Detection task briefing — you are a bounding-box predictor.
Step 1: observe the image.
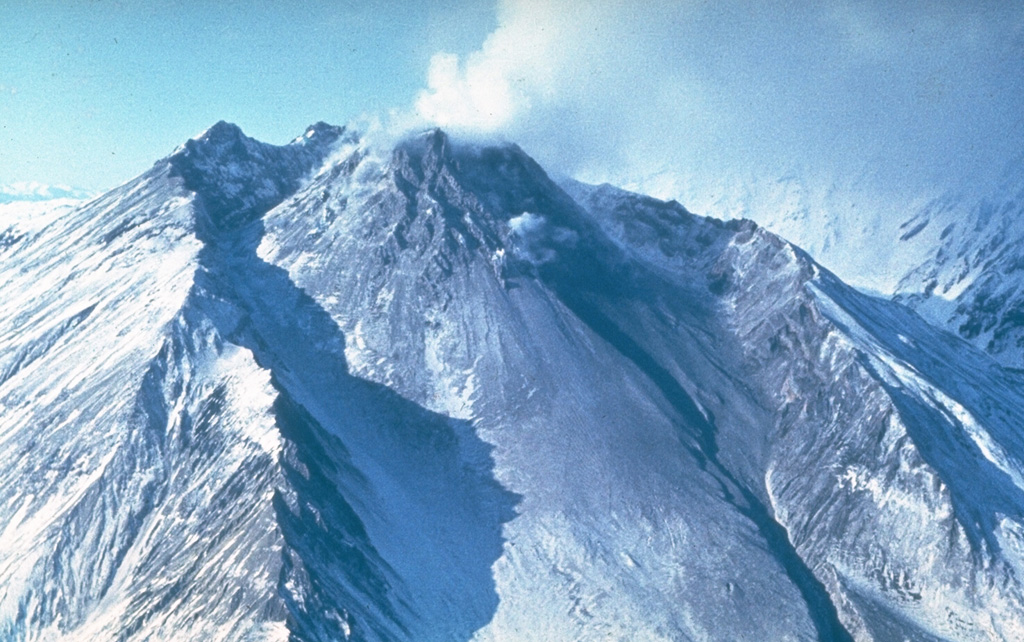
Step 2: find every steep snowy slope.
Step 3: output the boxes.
[564,181,1024,641]
[891,158,1024,369]
[3,123,1024,641]
[257,134,834,641]
[262,136,1024,640]
[615,170,939,294]
[634,160,1024,369]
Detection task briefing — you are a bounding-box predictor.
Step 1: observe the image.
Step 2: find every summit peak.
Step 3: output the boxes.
[298,121,345,142]
[194,120,247,143]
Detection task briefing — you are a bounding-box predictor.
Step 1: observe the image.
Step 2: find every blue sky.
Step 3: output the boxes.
[0,0,494,190]
[3,1,1023,197]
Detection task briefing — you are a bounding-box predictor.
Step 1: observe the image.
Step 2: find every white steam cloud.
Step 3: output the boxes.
[412,0,1024,200]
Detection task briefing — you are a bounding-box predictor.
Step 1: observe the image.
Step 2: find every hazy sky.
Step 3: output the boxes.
[3,1,1023,197]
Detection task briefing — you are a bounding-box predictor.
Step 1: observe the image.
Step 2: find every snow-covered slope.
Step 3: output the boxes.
[3,123,1024,641]
[890,158,1024,369]
[634,160,1024,369]
[619,169,942,295]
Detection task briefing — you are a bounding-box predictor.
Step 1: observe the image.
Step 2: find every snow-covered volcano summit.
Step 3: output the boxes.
[3,123,1024,641]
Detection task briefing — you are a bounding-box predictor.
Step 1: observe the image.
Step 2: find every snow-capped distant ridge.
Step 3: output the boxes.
[624,159,1024,368]
[0,181,94,204]
[891,154,1024,368]
[623,168,942,294]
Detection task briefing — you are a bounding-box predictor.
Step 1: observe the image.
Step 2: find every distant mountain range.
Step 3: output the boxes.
[2,122,1024,641]
[0,181,94,204]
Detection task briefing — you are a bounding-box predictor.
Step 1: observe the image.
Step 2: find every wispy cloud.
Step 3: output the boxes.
[411,0,1024,197]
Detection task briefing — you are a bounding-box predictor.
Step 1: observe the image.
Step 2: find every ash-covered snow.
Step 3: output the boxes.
[3,123,1024,641]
